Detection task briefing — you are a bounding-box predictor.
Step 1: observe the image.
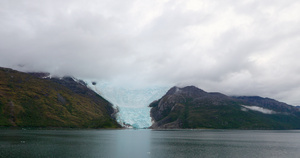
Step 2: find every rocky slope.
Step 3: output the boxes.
[0,67,120,128]
[149,86,300,129]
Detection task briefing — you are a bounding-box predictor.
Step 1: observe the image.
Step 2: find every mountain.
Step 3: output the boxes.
[0,67,120,128]
[149,86,300,129]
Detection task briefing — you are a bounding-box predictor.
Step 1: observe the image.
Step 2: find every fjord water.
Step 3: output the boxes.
[1,129,300,158]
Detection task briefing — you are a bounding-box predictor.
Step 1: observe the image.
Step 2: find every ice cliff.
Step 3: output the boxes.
[86,81,169,128]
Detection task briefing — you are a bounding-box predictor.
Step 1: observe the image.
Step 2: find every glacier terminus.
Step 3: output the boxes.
[86,81,169,128]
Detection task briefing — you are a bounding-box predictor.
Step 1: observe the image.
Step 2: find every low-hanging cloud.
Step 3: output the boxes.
[1,0,300,105]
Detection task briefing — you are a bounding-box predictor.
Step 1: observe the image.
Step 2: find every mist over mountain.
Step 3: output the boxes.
[2,67,300,130]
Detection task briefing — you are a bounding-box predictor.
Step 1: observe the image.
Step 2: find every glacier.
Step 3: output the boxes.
[86,81,169,128]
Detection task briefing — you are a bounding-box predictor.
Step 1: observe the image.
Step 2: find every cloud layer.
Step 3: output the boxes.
[1,0,300,105]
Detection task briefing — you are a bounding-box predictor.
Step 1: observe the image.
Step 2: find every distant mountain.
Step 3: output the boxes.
[0,67,120,128]
[149,86,300,129]
[232,96,299,114]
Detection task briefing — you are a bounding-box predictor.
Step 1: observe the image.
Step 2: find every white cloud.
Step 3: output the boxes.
[241,105,277,114]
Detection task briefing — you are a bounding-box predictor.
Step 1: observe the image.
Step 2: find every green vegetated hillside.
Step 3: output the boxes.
[0,67,120,128]
[150,86,300,129]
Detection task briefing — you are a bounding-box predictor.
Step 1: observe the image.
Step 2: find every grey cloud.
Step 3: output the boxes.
[1,0,300,105]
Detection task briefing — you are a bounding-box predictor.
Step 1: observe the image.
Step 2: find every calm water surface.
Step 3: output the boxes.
[1,129,300,158]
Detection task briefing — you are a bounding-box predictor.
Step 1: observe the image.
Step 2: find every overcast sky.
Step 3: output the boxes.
[1,0,300,105]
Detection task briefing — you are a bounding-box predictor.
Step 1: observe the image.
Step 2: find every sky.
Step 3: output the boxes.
[1,0,300,105]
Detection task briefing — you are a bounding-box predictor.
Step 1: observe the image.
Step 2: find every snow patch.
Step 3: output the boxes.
[42,74,52,79]
[175,87,181,93]
[241,105,277,114]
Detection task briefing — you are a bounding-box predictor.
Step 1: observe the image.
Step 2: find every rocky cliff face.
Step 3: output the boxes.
[48,76,117,116]
[150,86,300,129]
[0,67,120,128]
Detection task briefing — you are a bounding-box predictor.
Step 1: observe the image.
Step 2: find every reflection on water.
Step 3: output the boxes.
[1,129,300,158]
[113,130,151,158]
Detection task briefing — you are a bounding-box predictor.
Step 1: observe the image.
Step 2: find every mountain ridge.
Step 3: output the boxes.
[0,67,120,128]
